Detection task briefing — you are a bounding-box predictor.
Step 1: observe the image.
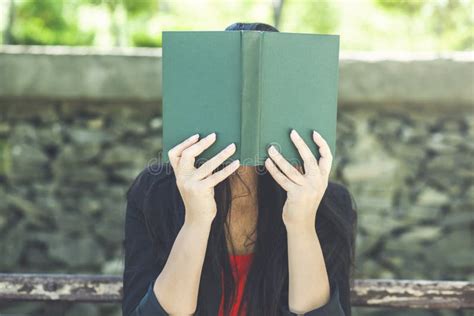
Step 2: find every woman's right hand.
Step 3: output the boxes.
[168,132,240,224]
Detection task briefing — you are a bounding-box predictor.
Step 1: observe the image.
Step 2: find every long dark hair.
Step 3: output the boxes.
[138,22,357,316]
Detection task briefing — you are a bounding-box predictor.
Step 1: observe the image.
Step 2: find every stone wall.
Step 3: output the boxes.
[0,47,472,316]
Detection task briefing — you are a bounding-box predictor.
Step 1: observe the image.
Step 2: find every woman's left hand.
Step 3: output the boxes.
[265,129,333,228]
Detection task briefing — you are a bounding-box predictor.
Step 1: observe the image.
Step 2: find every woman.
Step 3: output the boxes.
[122,22,357,316]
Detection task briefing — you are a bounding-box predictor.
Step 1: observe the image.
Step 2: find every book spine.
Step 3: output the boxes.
[240,31,263,166]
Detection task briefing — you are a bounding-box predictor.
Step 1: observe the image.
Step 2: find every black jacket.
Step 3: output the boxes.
[122,163,352,316]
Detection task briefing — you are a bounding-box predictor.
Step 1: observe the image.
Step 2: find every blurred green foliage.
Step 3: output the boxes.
[85,0,159,46]
[132,31,162,47]
[0,140,10,176]
[10,0,94,45]
[374,0,425,14]
[86,0,158,17]
[374,0,473,50]
[280,0,339,34]
[1,0,472,50]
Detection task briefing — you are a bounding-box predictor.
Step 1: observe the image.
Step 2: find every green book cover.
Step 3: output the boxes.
[162,30,339,166]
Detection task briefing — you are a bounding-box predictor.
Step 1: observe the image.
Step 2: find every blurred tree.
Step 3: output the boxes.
[374,0,473,50]
[3,0,470,50]
[3,0,15,44]
[9,0,94,45]
[281,0,339,34]
[272,0,286,29]
[85,0,159,46]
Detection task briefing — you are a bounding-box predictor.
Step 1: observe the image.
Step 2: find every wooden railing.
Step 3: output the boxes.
[0,274,473,309]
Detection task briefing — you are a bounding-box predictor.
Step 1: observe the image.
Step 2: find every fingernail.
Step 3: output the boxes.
[313,130,320,137]
[227,143,235,150]
[290,129,297,137]
[268,145,276,153]
[233,159,240,165]
[209,132,216,138]
[189,133,199,140]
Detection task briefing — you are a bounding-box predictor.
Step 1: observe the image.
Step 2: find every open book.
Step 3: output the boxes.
[162,30,339,166]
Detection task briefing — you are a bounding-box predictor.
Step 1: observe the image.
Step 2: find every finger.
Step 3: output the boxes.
[194,143,236,180]
[168,133,199,169]
[295,164,304,174]
[268,145,305,185]
[312,130,333,176]
[180,132,217,172]
[290,129,318,175]
[264,158,295,191]
[202,160,240,187]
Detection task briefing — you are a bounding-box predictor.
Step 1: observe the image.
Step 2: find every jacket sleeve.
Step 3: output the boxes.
[128,281,169,316]
[122,168,169,316]
[301,283,345,316]
[279,282,345,316]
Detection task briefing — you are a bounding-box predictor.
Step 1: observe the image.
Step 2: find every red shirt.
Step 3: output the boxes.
[218,253,254,316]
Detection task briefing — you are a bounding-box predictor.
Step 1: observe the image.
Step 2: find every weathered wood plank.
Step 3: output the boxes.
[0,274,122,302]
[0,274,472,309]
[352,279,474,309]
